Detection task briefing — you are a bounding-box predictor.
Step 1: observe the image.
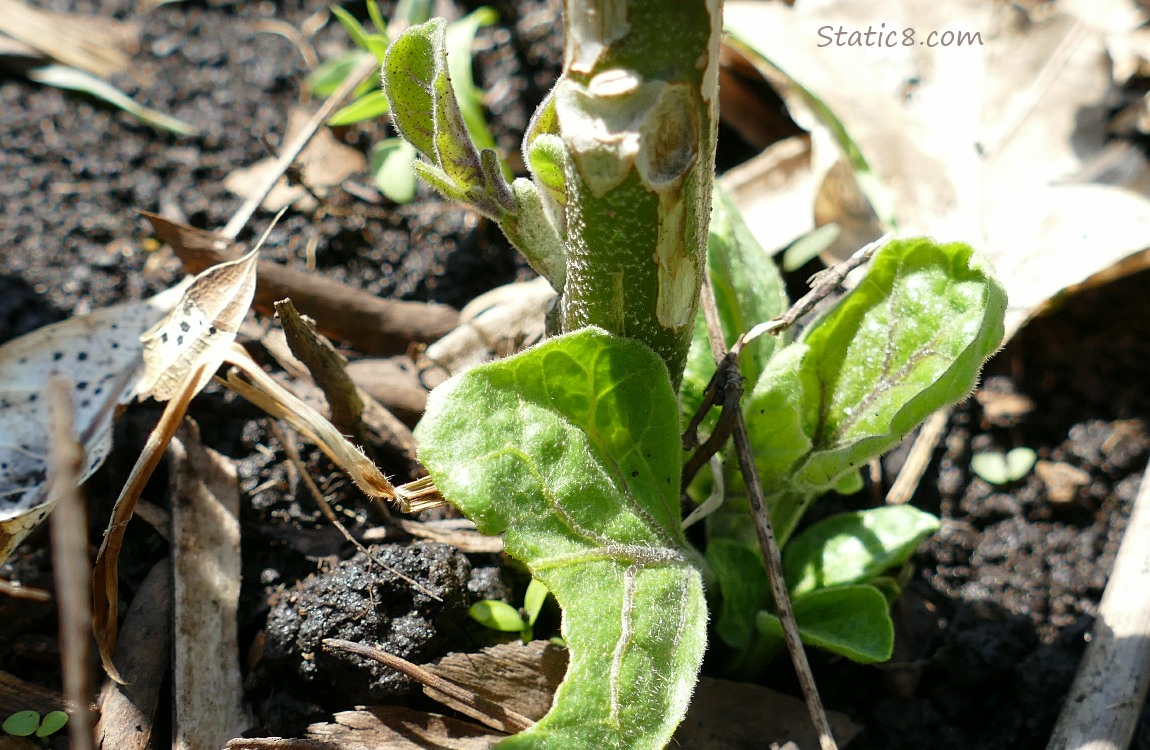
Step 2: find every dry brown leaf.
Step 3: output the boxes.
[0,283,185,564]
[726,0,1150,337]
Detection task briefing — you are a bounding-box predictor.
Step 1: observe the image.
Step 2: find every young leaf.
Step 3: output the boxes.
[971,447,1037,485]
[523,578,549,626]
[328,89,391,127]
[311,50,372,97]
[370,138,419,203]
[706,538,769,650]
[444,7,500,156]
[783,506,940,596]
[757,584,894,664]
[28,64,197,136]
[2,710,40,737]
[417,328,706,749]
[382,18,512,218]
[470,600,526,632]
[329,5,388,58]
[745,237,1006,540]
[35,711,68,738]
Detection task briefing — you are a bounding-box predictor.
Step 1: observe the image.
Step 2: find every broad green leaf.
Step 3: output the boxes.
[36,711,68,738]
[745,237,1006,540]
[757,584,894,663]
[382,18,512,218]
[680,185,789,431]
[783,506,939,596]
[470,600,526,632]
[28,65,197,136]
[328,89,391,126]
[706,538,769,650]
[2,711,39,737]
[971,447,1036,485]
[370,138,419,203]
[417,328,706,750]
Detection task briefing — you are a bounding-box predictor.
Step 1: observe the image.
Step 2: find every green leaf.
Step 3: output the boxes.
[27,65,197,136]
[971,447,1036,485]
[392,0,432,28]
[365,0,386,34]
[706,538,769,650]
[745,237,1006,540]
[417,328,706,750]
[330,6,388,58]
[369,138,419,203]
[382,18,512,218]
[36,711,68,738]
[470,600,527,632]
[445,7,501,156]
[524,578,549,625]
[2,711,39,737]
[783,506,939,596]
[328,89,391,126]
[680,185,789,431]
[757,584,894,663]
[311,49,373,97]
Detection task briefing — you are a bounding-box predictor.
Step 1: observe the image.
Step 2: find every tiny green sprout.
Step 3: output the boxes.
[2,709,68,740]
[469,578,549,643]
[972,447,1037,485]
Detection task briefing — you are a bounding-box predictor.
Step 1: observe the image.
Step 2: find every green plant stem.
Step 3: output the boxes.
[555,0,721,381]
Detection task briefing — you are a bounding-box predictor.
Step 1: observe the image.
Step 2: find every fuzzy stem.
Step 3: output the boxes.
[555,0,722,382]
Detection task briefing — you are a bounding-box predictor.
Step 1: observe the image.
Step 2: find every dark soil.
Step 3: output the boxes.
[2,0,1148,748]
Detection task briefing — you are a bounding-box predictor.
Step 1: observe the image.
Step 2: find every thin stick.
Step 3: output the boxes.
[323,638,534,734]
[699,276,838,750]
[220,52,379,240]
[47,378,95,750]
[265,420,440,601]
[886,408,950,505]
[740,234,889,349]
[1045,452,1150,750]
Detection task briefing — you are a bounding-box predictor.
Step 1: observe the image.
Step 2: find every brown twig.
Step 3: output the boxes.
[698,274,838,750]
[323,638,534,735]
[739,233,890,350]
[46,378,95,750]
[220,52,378,240]
[680,353,743,491]
[266,420,439,601]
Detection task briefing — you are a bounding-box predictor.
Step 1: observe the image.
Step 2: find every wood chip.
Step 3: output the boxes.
[170,422,251,749]
[96,558,172,750]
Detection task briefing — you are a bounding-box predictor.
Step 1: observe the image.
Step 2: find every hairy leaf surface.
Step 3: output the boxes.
[417,328,706,749]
